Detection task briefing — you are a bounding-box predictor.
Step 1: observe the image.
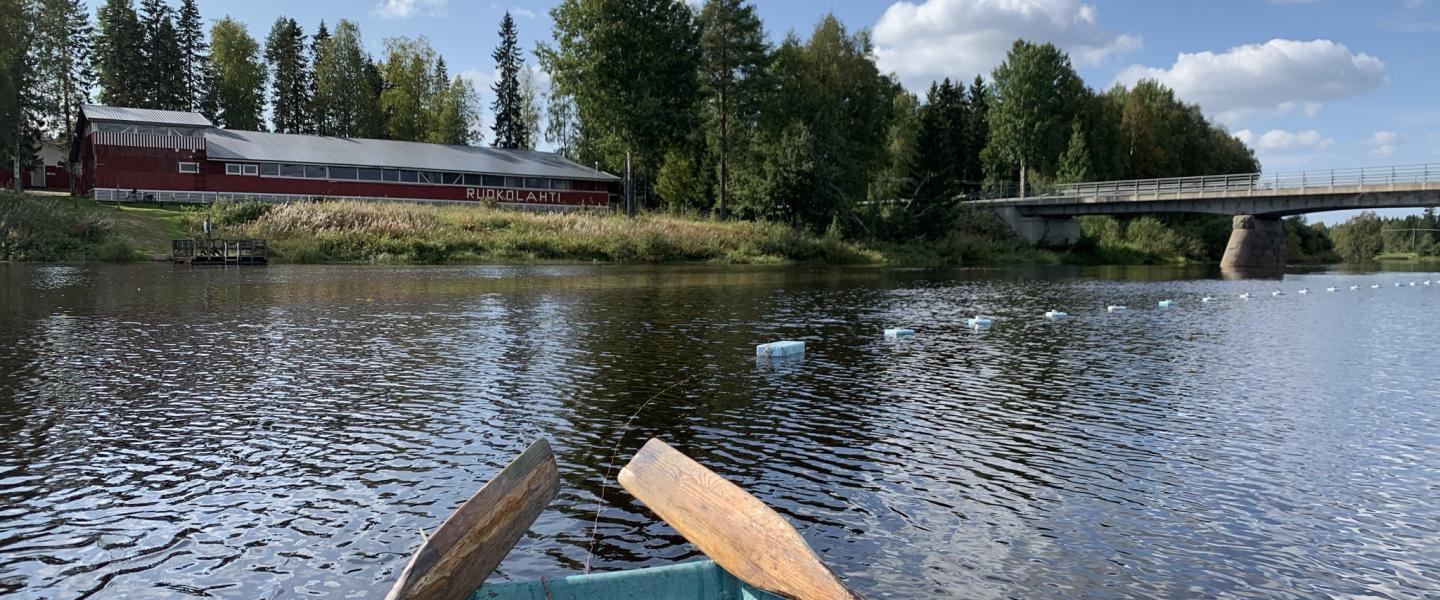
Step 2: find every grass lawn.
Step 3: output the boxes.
[80,199,191,255]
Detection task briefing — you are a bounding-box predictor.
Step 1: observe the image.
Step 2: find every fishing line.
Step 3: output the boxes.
[581,351,786,574]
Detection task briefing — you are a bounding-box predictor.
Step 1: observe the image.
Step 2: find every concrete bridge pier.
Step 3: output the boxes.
[993,207,1081,247]
[1220,215,1287,269]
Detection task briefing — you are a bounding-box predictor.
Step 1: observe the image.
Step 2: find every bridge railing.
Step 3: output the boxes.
[981,163,1440,202]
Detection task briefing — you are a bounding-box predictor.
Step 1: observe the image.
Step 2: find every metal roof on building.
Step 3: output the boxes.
[81,105,215,127]
[203,128,619,181]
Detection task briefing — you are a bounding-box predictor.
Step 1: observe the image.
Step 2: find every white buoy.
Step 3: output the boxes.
[1044,310,1068,320]
[1326,287,1338,293]
[1158,299,1174,308]
[884,328,914,339]
[1425,281,1432,286]
[1297,288,1310,295]
[1240,293,1252,300]
[1372,284,1381,289]
[1107,305,1128,313]
[1409,282,1417,287]
[1350,285,1359,290]
[1395,282,1405,288]
[966,316,993,328]
[1272,290,1285,297]
[756,341,805,357]
[1202,297,1215,303]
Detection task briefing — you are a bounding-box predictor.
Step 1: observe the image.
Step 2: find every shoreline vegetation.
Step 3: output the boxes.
[5,193,1434,267]
[0,193,1183,266]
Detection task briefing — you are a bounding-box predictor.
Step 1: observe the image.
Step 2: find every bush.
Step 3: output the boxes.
[93,238,136,262]
[1,193,118,261]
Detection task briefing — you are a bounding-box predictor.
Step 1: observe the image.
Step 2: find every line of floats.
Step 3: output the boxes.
[757,279,1434,357]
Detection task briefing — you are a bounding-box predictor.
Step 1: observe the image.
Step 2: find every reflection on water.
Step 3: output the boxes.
[1,263,1438,599]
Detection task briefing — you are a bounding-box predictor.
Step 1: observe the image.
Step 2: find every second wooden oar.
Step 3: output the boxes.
[617,438,863,600]
[385,438,560,600]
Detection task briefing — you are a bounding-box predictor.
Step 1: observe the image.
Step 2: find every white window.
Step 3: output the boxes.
[226,163,259,176]
[178,162,199,174]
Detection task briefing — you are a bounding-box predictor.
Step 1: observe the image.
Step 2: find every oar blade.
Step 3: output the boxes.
[618,438,861,600]
[385,438,560,600]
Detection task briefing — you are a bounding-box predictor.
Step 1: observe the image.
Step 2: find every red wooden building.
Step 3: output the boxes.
[70,105,619,208]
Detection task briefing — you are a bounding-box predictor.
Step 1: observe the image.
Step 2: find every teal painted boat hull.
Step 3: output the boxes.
[472,560,784,600]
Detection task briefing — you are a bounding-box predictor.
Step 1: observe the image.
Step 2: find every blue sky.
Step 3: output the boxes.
[108,0,1440,222]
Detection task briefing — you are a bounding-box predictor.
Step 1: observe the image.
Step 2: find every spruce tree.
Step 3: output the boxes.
[139,0,185,109]
[311,20,379,138]
[176,0,207,112]
[265,17,309,133]
[1056,120,1092,184]
[490,12,526,149]
[95,0,146,107]
[306,20,329,133]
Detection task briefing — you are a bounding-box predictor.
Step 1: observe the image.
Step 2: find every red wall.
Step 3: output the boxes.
[81,138,611,207]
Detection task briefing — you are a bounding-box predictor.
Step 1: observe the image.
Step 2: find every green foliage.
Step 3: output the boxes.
[1077,215,1215,263]
[176,0,206,111]
[95,0,145,108]
[1284,215,1337,263]
[731,120,815,224]
[0,193,134,261]
[541,0,702,187]
[311,20,381,138]
[1055,120,1092,184]
[1331,211,1384,262]
[140,0,186,110]
[698,0,768,218]
[32,0,94,146]
[208,17,267,130]
[655,147,708,212]
[491,12,530,149]
[265,17,309,134]
[987,40,1084,189]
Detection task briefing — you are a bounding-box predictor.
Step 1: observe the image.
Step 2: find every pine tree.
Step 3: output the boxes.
[490,12,526,149]
[95,0,146,107]
[176,0,208,111]
[265,17,309,133]
[33,0,95,145]
[139,0,185,109]
[698,0,767,218]
[306,20,329,133]
[208,17,267,130]
[1,0,37,190]
[544,78,581,159]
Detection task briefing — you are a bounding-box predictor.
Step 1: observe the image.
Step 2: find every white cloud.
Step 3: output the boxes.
[511,8,537,18]
[872,0,1140,90]
[1234,129,1335,152]
[372,0,448,19]
[1368,130,1401,156]
[1114,39,1387,124]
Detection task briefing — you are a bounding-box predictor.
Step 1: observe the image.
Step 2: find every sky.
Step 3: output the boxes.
[99,0,1440,223]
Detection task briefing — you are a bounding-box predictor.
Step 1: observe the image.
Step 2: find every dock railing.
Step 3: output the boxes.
[978,163,1440,203]
[172,239,268,265]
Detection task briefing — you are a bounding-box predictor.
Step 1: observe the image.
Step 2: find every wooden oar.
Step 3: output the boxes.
[384,438,560,600]
[618,438,863,600]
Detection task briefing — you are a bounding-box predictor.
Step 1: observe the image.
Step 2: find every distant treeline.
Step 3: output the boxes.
[1,0,1260,248]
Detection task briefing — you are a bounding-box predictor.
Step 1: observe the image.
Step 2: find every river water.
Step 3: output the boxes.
[1,263,1437,599]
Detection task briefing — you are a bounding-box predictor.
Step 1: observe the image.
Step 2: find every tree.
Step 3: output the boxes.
[1,0,40,191]
[306,20,329,133]
[698,0,767,219]
[208,17,267,130]
[311,20,379,138]
[540,0,701,200]
[176,0,206,111]
[544,78,582,159]
[517,64,541,149]
[95,0,145,107]
[428,73,480,145]
[1331,211,1385,262]
[1056,120,1092,184]
[490,12,528,148]
[987,40,1083,195]
[265,17,309,133]
[379,36,440,142]
[139,0,185,109]
[33,0,94,147]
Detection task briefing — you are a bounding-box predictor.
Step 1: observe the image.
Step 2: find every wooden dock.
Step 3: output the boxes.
[172,239,268,266]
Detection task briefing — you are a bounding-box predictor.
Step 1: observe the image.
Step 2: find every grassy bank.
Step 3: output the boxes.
[3,193,1223,266]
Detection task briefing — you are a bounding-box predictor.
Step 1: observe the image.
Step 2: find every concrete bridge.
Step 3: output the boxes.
[975,164,1440,268]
